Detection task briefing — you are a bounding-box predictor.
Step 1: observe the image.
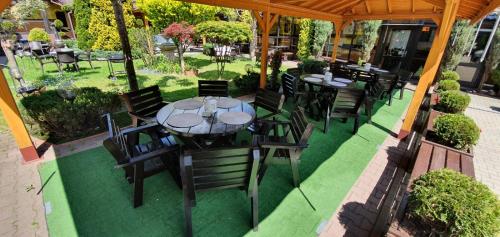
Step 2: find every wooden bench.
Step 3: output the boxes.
[409,139,475,186]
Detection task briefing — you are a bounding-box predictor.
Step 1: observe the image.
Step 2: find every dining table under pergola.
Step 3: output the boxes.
[0,0,498,162]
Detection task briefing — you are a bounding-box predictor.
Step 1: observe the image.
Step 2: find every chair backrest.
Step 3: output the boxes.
[289,107,314,146]
[331,66,352,79]
[180,147,260,196]
[254,88,285,117]
[120,85,165,119]
[57,51,77,63]
[332,88,366,114]
[397,69,414,82]
[198,80,229,97]
[102,114,131,165]
[281,73,298,99]
[353,71,376,82]
[378,73,399,91]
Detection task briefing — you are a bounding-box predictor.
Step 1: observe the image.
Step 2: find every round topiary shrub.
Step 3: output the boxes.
[441,70,460,81]
[28,28,50,42]
[21,87,121,142]
[433,114,480,150]
[435,90,470,113]
[409,169,500,236]
[437,79,460,92]
[53,19,64,30]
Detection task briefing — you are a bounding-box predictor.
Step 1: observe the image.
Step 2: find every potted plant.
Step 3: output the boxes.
[426,90,471,132]
[426,113,480,153]
[234,64,260,93]
[431,70,461,105]
[267,50,283,92]
[28,28,50,49]
[408,169,499,236]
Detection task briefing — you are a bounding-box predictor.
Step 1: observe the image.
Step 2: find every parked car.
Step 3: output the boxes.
[153,35,176,54]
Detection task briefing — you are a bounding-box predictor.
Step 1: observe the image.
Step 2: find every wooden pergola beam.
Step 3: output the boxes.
[331,19,352,60]
[254,11,280,88]
[184,0,342,21]
[471,0,500,23]
[348,12,442,21]
[365,0,372,14]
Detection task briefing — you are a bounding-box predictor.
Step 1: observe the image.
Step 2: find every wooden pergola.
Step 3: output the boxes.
[0,0,498,162]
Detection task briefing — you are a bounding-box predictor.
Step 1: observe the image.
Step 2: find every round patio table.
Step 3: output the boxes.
[156,97,256,138]
[346,64,391,75]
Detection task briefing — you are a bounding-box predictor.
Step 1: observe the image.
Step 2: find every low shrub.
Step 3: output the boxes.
[435,90,470,113]
[433,114,480,150]
[21,87,121,141]
[53,19,64,30]
[437,79,460,92]
[409,169,499,236]
[63,39,77,49]
[441,70,460,81]
[234,64,259,92]
[28,28,50,42]
[152,56,182,74]
[298,59,327,74]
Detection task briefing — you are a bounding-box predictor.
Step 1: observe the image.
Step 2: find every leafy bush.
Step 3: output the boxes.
[203,43,214,55]
[151,56,181,74]
[28,28,49,42]
[441,70,460,81]
[63,39,77,48]
[298,59,327,74]
[437,79,460,92]
[409,169,499,236]
[234,65,259,92]
[433,114,480,150]
[491,68,500,88]
[21,87,121,141]
[297,19,312,61]
[53,19,64,30]
[435,90,470,113]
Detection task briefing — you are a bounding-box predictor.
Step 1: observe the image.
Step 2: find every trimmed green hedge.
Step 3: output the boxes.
[433,114,480,150]
[437,79,460,92]
[441,70,460,81]
[435,90,470,113]
[21,87,121,141]
[409,169,499,236]
[28,28,50,42]
[298,59,327,74]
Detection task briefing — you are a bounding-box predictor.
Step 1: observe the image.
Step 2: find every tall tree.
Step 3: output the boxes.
[111,0,138,91]
[136,0,220,30]
[163,22,195,73]
[359,20,382,62]
[89,0,135,51]
[478,27,499,90]
[297,19,312,61]
[196,21,251,78]
[312,20,333,59]
[441,20,475,71]
[74,0,94,49]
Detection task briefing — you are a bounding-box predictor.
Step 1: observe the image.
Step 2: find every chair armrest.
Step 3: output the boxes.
[128,111,156,122]
[119,123,160,135]
[256,119,291,126]
[114,144,179,169]
[259,141,308,150]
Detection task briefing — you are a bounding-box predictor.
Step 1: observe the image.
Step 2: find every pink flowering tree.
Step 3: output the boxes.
[163,22,195,73]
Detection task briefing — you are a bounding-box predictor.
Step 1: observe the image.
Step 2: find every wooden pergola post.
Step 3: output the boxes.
[398,0,461,139]
[253,10,279,88]
[0,70,40,162]
[331,19,351,61]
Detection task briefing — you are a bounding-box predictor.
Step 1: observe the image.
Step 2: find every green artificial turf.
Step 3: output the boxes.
[38,91,412,237]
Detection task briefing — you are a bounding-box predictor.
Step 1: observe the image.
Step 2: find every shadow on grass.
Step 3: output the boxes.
[38,91,409,236]
[198,70,241,80]
[176,78,194,87]
[185,57,212,69]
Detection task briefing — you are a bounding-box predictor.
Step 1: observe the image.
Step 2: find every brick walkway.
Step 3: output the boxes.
[319,115,406,237]
[0,132,48,237]
[464,94,500,195]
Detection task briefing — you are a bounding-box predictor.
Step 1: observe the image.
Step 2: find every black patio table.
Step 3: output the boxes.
[156,96,256,149]
[301,74,355,119]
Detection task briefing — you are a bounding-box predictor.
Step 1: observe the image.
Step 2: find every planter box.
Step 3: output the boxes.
[410,139,475,186]
[425,109,445,133]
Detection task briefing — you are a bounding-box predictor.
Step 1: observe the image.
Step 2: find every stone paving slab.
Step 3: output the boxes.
[464,93,500,195]
[0,132,48,237]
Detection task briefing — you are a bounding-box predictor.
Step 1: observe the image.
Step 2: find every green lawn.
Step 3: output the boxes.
[38,91,413,237]
[0,53,270,136]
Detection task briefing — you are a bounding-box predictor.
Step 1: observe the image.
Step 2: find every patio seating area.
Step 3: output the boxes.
[37,90,412,236]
